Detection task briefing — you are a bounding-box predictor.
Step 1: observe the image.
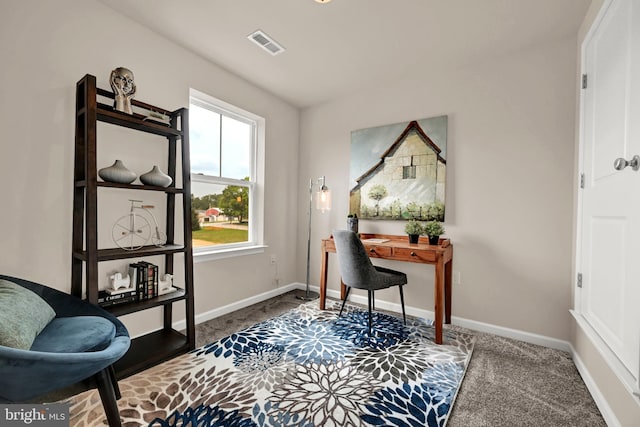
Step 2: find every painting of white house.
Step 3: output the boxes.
[350,116,447,220]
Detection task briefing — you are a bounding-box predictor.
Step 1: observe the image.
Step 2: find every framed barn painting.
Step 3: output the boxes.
[350,116,447,221]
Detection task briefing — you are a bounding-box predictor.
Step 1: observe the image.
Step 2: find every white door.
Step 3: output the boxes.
[580,0,640,385]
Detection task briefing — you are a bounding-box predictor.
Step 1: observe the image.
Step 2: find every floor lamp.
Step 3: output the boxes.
[297,176,331,301]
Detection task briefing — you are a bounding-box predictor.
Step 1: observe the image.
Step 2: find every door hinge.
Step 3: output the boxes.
[582,74,588,89]
[580,173,585,189]
[577,273,583,288]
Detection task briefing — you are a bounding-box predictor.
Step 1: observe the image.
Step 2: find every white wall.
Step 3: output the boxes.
[298,34,578,341]
[3,1,635,421]
[0,0,299,337]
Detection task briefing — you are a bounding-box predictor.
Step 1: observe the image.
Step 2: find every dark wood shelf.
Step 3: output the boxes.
[74,180,184,193]
[73,244,186,262]
[72,73,195,379]
[105,288,187,316]
[98,181,184,192]
[114,329,190,379]
[96,103,182,137]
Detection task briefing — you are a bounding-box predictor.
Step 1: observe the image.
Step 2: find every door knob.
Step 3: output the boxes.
[614,155,640,171]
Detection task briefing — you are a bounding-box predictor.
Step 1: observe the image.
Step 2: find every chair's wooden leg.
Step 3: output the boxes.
[399,285,407,325]
[94,368,122,427]
[367,290,373,337]
[108,365,121,400]
[339,287,351,317]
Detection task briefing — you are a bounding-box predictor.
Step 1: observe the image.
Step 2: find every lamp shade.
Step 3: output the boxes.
[316,187,331,212]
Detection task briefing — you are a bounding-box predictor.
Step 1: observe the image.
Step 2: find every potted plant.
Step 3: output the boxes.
[404,219,424,244]
[424,221,445,245]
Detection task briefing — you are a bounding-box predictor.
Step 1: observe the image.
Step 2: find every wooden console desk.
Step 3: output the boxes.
[320,233,453,344]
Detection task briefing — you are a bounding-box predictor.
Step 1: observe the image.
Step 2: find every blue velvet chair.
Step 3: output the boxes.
[333,230,408,336]
[0,275,130,427]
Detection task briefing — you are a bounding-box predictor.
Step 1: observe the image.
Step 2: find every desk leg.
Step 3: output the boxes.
[320,249,328,310]
[434,258,444,344]
[340,280,347,300]
[445,259,452,324]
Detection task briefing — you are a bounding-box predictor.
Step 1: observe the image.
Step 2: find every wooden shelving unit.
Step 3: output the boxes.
[71,74,195,378]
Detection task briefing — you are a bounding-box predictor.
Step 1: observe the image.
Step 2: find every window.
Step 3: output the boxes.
[189,89,265,259]
[402,165,416,179]
[403,155,416,179]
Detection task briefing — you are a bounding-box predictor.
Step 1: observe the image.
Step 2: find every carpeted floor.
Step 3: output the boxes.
[196,291,606,427]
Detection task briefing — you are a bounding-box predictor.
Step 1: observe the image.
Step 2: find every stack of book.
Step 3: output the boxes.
[98,287,137,307]
[97,261,162,308]
[129,261,159,301]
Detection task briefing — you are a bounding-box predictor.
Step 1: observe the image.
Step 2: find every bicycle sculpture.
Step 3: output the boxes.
[112,199,167,250]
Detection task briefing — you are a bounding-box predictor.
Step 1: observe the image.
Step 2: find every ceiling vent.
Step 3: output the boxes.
[247,30,285,56]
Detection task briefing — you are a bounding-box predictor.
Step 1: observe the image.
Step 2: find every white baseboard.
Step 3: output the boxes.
[569,342,621,427]
[175,281,570,353]
[291,282,571,352]
[172,282,299,331]
[450,317,571,352]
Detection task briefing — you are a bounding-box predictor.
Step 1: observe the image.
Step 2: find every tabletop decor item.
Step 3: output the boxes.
[139,165,172,187]
[143,110,171,125]
[110,67,136,114]
[404,219,424,244]
[424,220,445,245]
[98,159,137,184]
[109,272,132,291]
[158,274,176,296]
[347,214,359,234]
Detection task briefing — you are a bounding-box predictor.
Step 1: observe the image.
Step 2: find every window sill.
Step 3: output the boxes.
[193,245,267,263]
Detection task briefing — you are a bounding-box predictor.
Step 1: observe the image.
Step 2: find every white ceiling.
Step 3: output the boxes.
[99,0,592,108]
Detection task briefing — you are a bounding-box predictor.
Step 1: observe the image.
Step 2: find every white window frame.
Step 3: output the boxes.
[189,88,266,262]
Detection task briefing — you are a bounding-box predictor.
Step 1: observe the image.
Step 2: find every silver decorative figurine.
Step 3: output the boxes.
[110,67,136,114]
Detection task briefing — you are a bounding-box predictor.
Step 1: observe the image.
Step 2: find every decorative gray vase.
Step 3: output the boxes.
[140,165,172,187]
[98,160,137,184]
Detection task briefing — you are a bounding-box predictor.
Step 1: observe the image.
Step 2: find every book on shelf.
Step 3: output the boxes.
[129,262,144,301]
[99,295,137,308]
[140,261,158,299]
[105,285,136,295]
[148,262,158,299]
[128,263,138,296]
[153,265,158,297]
[130,261,160,301]
[140,261,149,299]
[97,289,137,307]
[139,262,149,300]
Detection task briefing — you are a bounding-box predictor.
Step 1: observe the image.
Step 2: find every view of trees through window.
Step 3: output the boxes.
[191,181,250,247]
[189,90,257,250]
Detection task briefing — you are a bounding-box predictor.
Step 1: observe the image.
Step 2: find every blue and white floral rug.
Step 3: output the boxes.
[66,300,475,427]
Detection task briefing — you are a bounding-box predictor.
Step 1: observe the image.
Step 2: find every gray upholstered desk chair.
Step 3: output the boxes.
[332,229,408,336]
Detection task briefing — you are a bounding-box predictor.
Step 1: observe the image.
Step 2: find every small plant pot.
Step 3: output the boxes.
[428,235,440,245]
[408,234,420,244]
